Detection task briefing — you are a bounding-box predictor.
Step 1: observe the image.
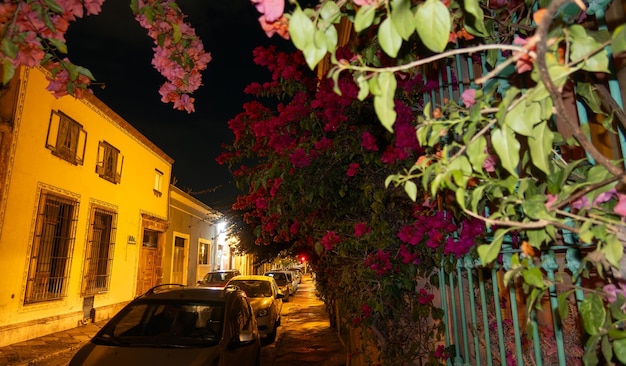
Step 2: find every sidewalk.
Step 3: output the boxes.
[0,320,107,366]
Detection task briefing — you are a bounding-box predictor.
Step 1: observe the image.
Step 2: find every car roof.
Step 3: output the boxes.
[137,285,243,302]
[229,275,276,282]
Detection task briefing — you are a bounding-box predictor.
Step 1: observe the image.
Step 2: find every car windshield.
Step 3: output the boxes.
[95,300,224,348]
[265,273,286,285]
[203,272,234,284]
[228,280,272,298]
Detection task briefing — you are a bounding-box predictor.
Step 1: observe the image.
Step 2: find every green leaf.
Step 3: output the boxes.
[569,25,610,73]
[612,24,626,55]
[391,0,415,40]
[404,180,418,201]
[580,293,606,335]
[522,267,546,289]
[47,38,68,54]
[354,5,377,33]
[491,125,520,177]
[302,30,328,70]
[374,72,397,131]
[319,1,341,23]
[43,0,65,13]
[504,100,538,136]
[615,338,626,364]
[461,0,488,36]
[528,121,553,175]
[172,23,182,44]
[602,334,613,362]
[477,228,507,265]
[584,335,600,365]
[378,17,403,57]
[414,0,451,53]
[557,291,573,322]
[2,59,15,85]
[1,38,18,59]
[289,7,315,51]
[576,81,605,115]
[356,74,370,101]
[602,234,623,268]
[466,136,487,173]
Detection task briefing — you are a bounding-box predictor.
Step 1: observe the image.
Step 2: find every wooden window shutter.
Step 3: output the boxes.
[75,128,87,165]
[45,111,61,152]
[95,142,105,175]
[115,155,124,184]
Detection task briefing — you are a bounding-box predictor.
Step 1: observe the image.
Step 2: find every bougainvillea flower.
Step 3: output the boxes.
[347,162,360,177]
[594,188,617,205]
[461,88,477,108]
[354,0,379,6]
[258,14,290,39]
[604,281,626,303]
[513,36,537,74]
[251,0,284,22]
[545,194,558,209]
[354,223,371,237]
[614,193,626,217]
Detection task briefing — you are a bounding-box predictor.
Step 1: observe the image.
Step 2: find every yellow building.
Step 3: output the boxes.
[0,66,173,347]
[165,184,223,285]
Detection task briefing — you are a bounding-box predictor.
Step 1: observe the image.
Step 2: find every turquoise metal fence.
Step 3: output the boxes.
[429,0,625,364]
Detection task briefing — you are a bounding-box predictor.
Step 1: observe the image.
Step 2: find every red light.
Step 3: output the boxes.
[300,256,306,262]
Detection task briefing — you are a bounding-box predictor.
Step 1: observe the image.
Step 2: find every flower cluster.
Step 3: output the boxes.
[133,0,212,113]
[0,0,104,95]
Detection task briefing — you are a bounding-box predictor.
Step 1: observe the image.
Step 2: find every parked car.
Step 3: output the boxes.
[197,269,241,289]
[264,270,297,300]
[288,268,303,284]
[226,275,284,343]
[69,284,260,366]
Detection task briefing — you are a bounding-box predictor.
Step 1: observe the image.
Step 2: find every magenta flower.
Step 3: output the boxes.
[321,231,341,251]
[604,281,626,303]
[361,131,379,151]
[290,148,311,168]
[461,89,477,108]
[362,303,373,317]
[594,188,617,205]
[347,163,360,177]
[354,223,371,237]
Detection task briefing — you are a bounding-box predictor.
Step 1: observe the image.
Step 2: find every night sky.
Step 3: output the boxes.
[65,0,294,209]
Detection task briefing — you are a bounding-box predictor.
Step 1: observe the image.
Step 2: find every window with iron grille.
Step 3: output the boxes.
[96,141,123,184]
[82,206,117,295]
[45,111,87,165]
[25,192,79,304]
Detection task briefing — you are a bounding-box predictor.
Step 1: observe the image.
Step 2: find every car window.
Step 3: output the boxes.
[96,301,224,346]
[229,280,272,298]
[266,272,286,283]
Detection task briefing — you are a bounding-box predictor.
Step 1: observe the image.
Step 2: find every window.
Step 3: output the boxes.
[25,192,79,303]
[82,206,117,295]
[199,242,210,265]
[45,111,87,165]
[143,229,159,248]
[154,169,163,196]
[96,141,123,183]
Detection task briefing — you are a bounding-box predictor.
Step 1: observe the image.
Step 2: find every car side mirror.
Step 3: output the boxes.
[229,330,256,349]
[276,292,285,299]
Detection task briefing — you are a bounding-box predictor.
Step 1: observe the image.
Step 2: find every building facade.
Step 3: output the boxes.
[165,185,223,285]
[0,66,174,347]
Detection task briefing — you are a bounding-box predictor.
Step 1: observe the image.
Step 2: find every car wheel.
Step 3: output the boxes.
[266,323,277,344]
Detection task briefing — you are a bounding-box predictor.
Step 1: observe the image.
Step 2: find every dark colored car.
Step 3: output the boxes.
[197,269,242,289]
[69,284,260,366]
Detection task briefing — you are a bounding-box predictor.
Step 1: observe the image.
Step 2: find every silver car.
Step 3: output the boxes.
[69,284,260,366]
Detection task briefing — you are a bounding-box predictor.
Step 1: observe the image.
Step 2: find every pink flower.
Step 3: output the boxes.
[461,89,477,108]
[361,303,373,317]
[361,131,379,151]
[594,188,617,205]
[354,0,378,6]
[321,231,341,250]
[483,151,496,172]
[251,0,285,22]
[604,281,626,303]
[417,288,434,304]
[572,196,591,210]
[545,194,558,209]
[614,193,626,217]
[290,148,311,168]
[347,162,360,177]
[354,223,371,237]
